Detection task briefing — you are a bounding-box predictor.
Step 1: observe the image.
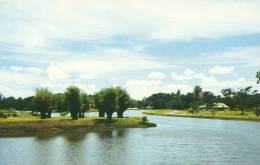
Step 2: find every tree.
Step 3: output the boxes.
[193,85,202,113]
[115,87,130,118]
[234,86,255,115]
[23,96,34,111]
[202,91,215,109]
[221,88,235,108]
[0,93,3,109]
[51,93,65,112]
[95,91,105,117]
[79,92,90,118]
[33,88,52,119]
[257,70,260,84]
[65,86,80,120]
[103,88,117,121]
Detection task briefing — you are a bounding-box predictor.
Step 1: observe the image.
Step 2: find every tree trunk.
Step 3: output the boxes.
[79,111,84,118]
[106,113,112,122]
[71,112,78,120]
[40,112,46,119]
[117,111,123,118]
[241,108,245,115]
[47,112,51,118]
[99,111,105,117]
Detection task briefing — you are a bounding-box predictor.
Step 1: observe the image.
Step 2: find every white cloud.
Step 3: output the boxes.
[45,48,171,77]
[126,79,191,99]
[1,0,260,51]
[1,1,260,99]
[9,66,43,73]
[46,64,69,83]
[0,65,98,97]
[199,46,260,67]
[78,73,96,80]
[0,67,45,97]
[209,65,235,74]
[171,69,212,82]
[148,72,165,80]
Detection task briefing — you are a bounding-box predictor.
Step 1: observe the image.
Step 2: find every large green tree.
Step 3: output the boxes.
[115,87,130,118]
[103,88,117,121]
[51,93,65,113]
[95,91,105,117]
[65,86,80,120]
[221,88,235,108]
[33,88,52,119]
[79,92,90,118]
[234,86,256,115]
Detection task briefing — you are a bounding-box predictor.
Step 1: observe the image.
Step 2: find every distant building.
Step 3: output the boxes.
[213,103,229,109]
[145,106,154,109]
[199,102,229,109]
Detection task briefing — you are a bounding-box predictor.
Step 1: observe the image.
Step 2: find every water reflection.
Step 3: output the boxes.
[63,132,87,143]
[1,110,260,165]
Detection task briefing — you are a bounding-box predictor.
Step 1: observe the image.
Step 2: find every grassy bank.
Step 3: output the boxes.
[143,109,260,122]
[0,116,156,137]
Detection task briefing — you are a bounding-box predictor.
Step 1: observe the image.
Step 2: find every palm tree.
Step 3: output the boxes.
[193,85,202,113]
[257,70,260,84]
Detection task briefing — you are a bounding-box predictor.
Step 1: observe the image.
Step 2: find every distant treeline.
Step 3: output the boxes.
[1,70,260,117]
[1,86,260,114]
[136,87,260,112]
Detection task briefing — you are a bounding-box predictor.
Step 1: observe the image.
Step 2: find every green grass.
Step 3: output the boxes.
[143,109,260,122]
[0,116,156,137]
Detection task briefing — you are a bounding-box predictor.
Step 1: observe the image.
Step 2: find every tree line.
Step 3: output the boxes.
[1,70,260,117]
[135,71,260,115]
[0,86,132,121]
[32,86,131,120]
[137,86,260,113]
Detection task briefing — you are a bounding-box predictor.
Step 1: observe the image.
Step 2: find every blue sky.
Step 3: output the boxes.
[0,0,260,99]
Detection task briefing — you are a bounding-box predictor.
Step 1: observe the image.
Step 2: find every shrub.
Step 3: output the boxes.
[142,116,148,122]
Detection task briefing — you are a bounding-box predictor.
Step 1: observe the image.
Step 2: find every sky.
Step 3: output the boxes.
[0,0,260,99]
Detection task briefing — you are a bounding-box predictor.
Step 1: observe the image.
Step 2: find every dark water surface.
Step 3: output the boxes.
[1,110,260,165]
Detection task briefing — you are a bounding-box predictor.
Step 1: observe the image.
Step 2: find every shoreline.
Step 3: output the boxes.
[143,110,260,122]
[0,116,156,137]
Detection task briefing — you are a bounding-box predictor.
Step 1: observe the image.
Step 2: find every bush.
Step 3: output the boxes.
[142,116,148,122]
[0,112,7,119]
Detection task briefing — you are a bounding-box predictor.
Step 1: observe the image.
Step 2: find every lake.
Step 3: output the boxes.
[1,110,260,165]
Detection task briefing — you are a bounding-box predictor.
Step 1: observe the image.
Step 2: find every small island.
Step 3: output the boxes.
[0,86,156,137]
[0,116,156,137]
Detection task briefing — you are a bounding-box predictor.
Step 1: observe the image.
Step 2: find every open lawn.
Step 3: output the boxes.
[143,109,260,122]
[0,116,156,137]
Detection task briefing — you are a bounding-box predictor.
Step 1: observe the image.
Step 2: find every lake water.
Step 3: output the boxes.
[1,110,260,165]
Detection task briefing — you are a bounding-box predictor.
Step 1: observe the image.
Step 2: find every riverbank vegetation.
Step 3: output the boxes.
[0,116,156,137]
[143,109,260,122]
[141,71,260,120]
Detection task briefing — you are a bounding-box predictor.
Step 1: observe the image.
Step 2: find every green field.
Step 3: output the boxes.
[143,109,260,122]
[0,116,156,137]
